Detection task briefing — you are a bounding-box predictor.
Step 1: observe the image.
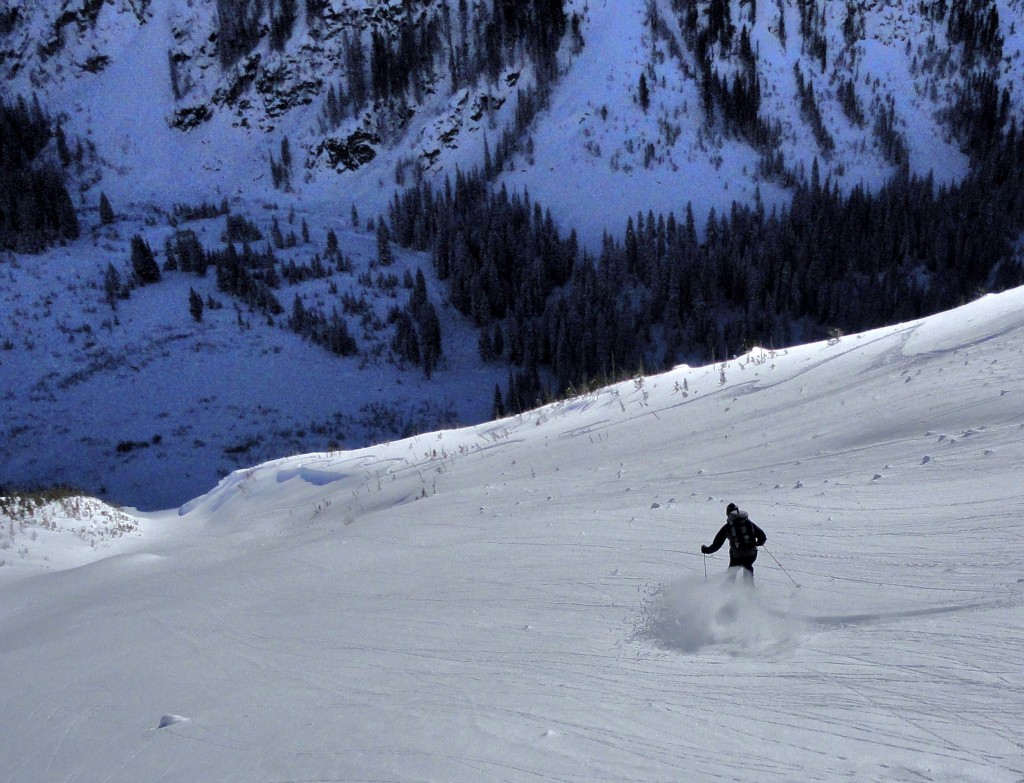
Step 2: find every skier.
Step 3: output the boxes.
[701,502,767,579]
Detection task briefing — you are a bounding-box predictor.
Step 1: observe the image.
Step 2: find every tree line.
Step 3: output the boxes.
[0,94,79,252]
[317,0,570,133]
[390,125,1024,413]
[119,212,444,375]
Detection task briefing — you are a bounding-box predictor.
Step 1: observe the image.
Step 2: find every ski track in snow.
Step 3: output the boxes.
[2,292,1024,781]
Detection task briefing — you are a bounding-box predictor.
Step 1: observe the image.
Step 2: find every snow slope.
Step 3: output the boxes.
[2,286,1022,782]
[0,206,502,509]
[502,0,786,247]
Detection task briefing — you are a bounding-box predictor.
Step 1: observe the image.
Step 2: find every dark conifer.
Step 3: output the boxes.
[130,235,161,285]
[0,94,79,251]
[189,288,204,322]
[492,384,505,418]
[99,192,115,224]
[376,221,394,266]
[103,263,123,310]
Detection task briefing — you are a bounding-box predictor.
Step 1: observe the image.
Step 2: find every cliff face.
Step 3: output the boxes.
[2,0,1021,238]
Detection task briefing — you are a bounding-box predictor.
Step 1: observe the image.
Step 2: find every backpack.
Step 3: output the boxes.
[727,510,757,552]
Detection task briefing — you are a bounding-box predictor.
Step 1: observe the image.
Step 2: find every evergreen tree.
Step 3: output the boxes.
[390,309,421,365]
[271,216,285,249]
[0,94,79,251]
[343,31,368,115]
[280,136,292,182]
[99,192,115,225]
[54,123,70,168]
[165,229,208,275]
[103,262,123,310]
[270,136,293,191]
[326,228,339,256]
[215,0,262,67]
[492,383,505,418]
[189,287,204,322]
[492,323,505,358]
[638,72,650,112]
[290,293,307,333]
[269,0,298,51]
[376,221,394,266]
[419,301,442,379]
[130,235,161,285]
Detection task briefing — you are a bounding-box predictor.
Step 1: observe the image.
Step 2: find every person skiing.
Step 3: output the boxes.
[701,502,767,578]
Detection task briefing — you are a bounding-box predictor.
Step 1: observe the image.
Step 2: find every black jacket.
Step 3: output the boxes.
[703,510,767,555]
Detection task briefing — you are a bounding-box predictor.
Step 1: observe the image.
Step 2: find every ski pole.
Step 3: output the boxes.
[703,552,707,580]
[762,545,800,587]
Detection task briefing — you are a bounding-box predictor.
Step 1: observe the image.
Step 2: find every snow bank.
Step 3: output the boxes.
[0,493,141,579]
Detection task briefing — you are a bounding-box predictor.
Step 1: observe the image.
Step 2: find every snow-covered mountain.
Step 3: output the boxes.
[4,0,1021,242]
[2,0,1023,508]
[2,286,1023,781]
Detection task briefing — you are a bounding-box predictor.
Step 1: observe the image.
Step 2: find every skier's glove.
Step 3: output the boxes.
[700,545,710,554]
